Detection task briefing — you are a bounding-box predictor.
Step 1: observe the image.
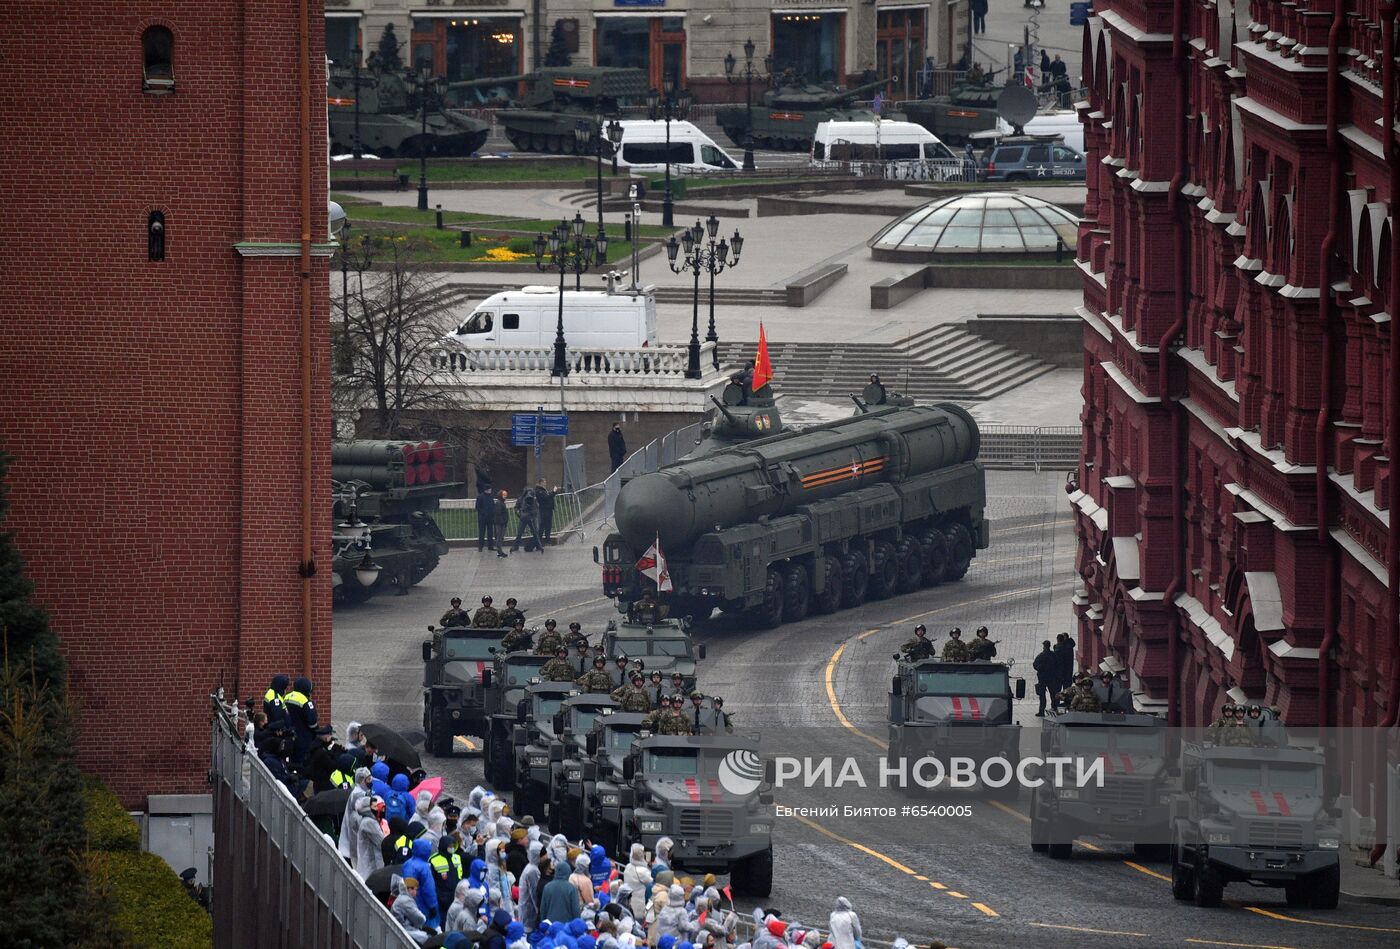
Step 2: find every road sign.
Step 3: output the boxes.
[541,414,569,437]
[511,414,538,447]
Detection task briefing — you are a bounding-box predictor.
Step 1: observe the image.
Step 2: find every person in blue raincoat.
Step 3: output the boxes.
[587,843,613,904]
[403,837,441,929]
[386,773,415,823]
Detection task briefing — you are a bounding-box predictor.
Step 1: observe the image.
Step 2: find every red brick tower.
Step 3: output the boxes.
[0,3,333,806]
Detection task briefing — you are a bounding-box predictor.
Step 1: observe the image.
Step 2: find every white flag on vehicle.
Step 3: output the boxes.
[635,535,673,592]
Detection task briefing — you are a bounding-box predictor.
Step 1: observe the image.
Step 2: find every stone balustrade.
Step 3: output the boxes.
[432,342,710,378]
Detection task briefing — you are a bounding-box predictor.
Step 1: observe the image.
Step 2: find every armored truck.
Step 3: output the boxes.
[575,711,651,853]
[602,734,774,895]
[481,650,550,788]
[545,694,619,838]
[421,625,508,756]
[600,618,704,692]
[1030,709,1172,859]
[888,658,1025,798]
[1170,738,1340,909]
[512,680,582,818]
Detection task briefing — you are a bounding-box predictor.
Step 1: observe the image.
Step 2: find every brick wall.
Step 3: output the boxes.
[0,2,332,807]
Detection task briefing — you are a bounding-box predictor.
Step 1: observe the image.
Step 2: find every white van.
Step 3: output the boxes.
[613,120,739,175]
[434,286,657,367]
[994,111,1084,153]
[811,119,964,180]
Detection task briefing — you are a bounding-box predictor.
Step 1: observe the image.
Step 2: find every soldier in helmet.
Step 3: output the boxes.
[640,698,666,731]
[647,669,664,707]
[534,618,564,656]
[941,627,970,662]
[540,647,575,682]
[570,635,592,676]
[612,672,653,712]
[576,654,615,693]
[711,695,734,734]
[472,595,501,629]
[500,617,533,653]
[668,671,686,697]
[610,653,633,687]
[658,695,693,735]
[968,626,998,661]
[440,597,471,628]
[499,597,525,629]
[1064,675,1101,712]
[1208,702,1236,743]
[900,624,935,661]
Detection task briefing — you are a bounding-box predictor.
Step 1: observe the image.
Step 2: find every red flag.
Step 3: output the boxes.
[753,323,773,390]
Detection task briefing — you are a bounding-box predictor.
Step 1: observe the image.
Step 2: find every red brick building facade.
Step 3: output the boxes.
[0,4,333,806]
[1074,0,1396,740]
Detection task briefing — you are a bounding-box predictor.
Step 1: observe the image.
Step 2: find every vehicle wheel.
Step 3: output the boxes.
[1193,862,1224,908]
[943,522,974,580]
[1308,862,1340,909]
[754,567,785,629]
[336,579,375,606]
[813,557,843,614]
[428,712,454,757]
[1046,840,1072,860]
[868,540,898,600]
[1029,791,1049,853]
[423,697,431,732]
[489,730,515,791]
[732,847,773,897]
[840,551,868,607]
[1171,853,1195,901]
[1284,880,1309,906]
[1133,842,1171,862]
[412,552,439,585]
[895,538,922,593]
[919,529,949,586]
[782,562,810,622]
[514,782,544,824]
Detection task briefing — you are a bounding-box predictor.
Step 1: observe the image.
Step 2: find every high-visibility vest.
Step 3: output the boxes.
[285,690,310,709]
[430,852,458,881]
[263,688,284,708]
[329,770,350,788]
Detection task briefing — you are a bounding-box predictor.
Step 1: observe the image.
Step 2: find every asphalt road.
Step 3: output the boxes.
[332,470,1400,949]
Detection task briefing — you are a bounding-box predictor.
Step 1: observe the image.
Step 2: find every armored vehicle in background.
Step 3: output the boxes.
[600,618,703,691]
[421,625,508,756]
[327,69,502,156]
[599,734,774,895]
[481,650,551,788]
[1170,738,1340,909]
[545,694,619,838]
[512,680,581,818]
[498,67,649,153]
[1031,702,1172,859]
[575,711,651,853]
[598,381,987,629]
[332,440,457,607]
[901,82,1002,146]
[715,77,893,152]
[888,658,1025,798]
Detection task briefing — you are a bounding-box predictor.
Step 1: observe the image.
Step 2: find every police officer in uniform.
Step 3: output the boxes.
[535,619,564,656]
[284,676,319,765]
[540,647,576,682]
[263,675,292,734]
[968,626,998,661]
[941,628,970,662]
[500,618,533,653]
[440,597,471,628]
[900,625,935,661]
[472,595,501,628]
[499,597,525,629]
[576,655,615,693]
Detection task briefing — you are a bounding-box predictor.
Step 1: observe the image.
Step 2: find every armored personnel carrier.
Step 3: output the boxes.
[598,374,987,628]
[574,710,651,853]
[1031,695,1172,859]
[715,77,894,152]
[597,733,774,895]
[511,680,581,818]
[327,69,502,157]
[887,657,1025,799]
[480,649,550,788]
[600,617,703,691]
[420,625,508,756]
[498,67,649,153]
[331,440,456,607]
[544,693,619,838]
[1170,737,1340,908]
[901,81,1003,146]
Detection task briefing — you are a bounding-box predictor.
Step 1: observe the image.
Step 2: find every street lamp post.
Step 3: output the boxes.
[724,39,760,172]
[576,118,624,235]
[534,213,607,377]
[351,44,363,160]
[703,217,743,368]
[647,81,691,228]
[667,214,742,378]
[414,67,439,212]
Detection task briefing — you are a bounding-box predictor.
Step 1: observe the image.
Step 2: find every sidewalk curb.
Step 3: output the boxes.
[1340,887,1400,905]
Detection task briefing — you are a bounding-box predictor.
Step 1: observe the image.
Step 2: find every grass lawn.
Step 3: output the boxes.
[409,161,604,182]
[336,201,675,240]
[368,225,642,264]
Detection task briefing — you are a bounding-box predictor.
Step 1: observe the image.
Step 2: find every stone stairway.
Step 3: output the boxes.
[717,323,1056,402]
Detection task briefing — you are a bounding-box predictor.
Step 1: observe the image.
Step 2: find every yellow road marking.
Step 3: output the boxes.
[1244,906,1400,933]
[929,882,947,890]
[948,891,968,899]
[1184,940,1299,949]
[823,643,887,750]
[987,800,1030,822]
[453,736,478,751]
[1123,860,1171,882]
[971,903,999,918]
[1077,839,1103,852]
[914,875,929,881]
[1029,923,1148,937]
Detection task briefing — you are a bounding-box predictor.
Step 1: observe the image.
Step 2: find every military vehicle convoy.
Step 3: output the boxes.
[498,67,650,153]
[900,82,1002,146]
[599,375,987,628]
[600,618,703,692]
[887,657,1025,798]
[1170,739,1340,908]
[545,693,620,838]
[480,650,550,787]
[573,710,651,851]
[327,69,500,157]
[715,77,894,152]
[1030,706,1172,859]
[420,625,510,756]
[512,680,582,818]
[332,440,456,607]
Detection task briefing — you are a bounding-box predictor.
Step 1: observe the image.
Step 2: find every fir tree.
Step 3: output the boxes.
[545,21,573,68]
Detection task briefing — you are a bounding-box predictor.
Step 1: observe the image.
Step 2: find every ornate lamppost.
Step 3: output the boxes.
[723,39,761,172]
[576,117,625,234]
[647,80,691,227]
[667,214,743,379]
[412,68,445,211]
[534,212,607,377]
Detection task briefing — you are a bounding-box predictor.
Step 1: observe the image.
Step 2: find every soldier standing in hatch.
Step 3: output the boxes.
[610,653,632,687]
[612,672,653,712]
[500,618,533,653]
[535,618,564,656]
[540,647,576,682]
[941,627,970,662]
[900,624,935,661]
[647,670,665,707]
[440,597,471,628]
[499,597,525,629]
[570,637,592,676]
[969,626,998,661]
[658,695,693,736]
[472,595,501,628]
[576,655,615,693]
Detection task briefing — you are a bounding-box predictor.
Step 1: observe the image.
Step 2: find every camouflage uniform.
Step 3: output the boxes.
[500,607,525,629]
[900,637,936,661]
[576,669,615,693]
[640,708,664,731]
[539,658,576,682]
[1068,690,1102,712]
[500,626,533,653]
[472,606,501,628]
[941,638,971,662]
[535,629,564,655]
[611,684,652,712]
[657,712,693,736]
[968,635,997,662]
[440,608,471,628]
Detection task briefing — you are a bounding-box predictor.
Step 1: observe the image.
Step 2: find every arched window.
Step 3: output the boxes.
[148,210,166,261]
[143,26,174,92]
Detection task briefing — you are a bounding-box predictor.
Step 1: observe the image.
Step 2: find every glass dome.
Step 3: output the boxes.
[869,192,1080,258]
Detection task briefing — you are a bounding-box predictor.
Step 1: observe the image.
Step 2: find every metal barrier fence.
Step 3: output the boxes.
[436,492,586,542]
[602,421,705,523]
[809,157,977,182]
[210,693,414,949]
[979,424,1080,471]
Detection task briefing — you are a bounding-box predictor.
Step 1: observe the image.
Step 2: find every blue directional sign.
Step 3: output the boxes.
[510,414,538,447]
[541,414,570,437]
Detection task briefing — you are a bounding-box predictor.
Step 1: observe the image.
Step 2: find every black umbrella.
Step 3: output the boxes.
[304,787,351,818]
[365,863,403,899]
[359,723,422,770]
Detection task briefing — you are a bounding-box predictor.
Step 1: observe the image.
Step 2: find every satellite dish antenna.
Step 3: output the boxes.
[997,84,1038,135]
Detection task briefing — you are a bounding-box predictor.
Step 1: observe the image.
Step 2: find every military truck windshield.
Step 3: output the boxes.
[1060,727,1164,753]
[504,660,547,685]
[609,727,641,750]
[571,710,601,734]
[917,670,1006,696]
[534,697,564,720]
[1209,759,1319,791]
[650,639,691,657]
[1266,762,1321,790]
[646,748,699,775]
[445,637,499,660]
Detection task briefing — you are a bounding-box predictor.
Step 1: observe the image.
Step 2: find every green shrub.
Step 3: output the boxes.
[84,778,140,852]
[88,851,212,949]
[508,237,534,254]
